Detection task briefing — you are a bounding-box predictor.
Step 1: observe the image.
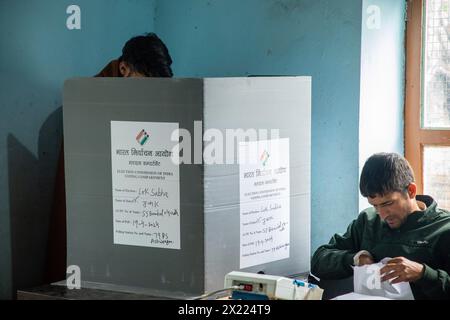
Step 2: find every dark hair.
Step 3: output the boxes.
[119,33,173,77]
[359,153,415,198]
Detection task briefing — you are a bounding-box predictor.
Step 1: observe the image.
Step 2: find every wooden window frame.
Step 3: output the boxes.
[405,0,450,194]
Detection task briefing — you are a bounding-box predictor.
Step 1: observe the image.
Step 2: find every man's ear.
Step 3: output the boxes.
[407,183,417,199]
[119,61,131,77]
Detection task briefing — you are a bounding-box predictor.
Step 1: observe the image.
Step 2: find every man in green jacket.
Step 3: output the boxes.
[311,153,450,299]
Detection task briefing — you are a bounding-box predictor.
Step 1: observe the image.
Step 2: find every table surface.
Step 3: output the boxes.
[17,284,177,300]
[17,272,314,300]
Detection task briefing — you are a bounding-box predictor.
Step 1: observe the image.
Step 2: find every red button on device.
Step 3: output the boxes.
[243,284,253,291]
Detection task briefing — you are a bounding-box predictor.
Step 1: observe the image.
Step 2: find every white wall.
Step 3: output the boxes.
[359,0,406,211]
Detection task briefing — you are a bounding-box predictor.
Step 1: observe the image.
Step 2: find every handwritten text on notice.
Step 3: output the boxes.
[239,139,290,268]
[111,121,180,249]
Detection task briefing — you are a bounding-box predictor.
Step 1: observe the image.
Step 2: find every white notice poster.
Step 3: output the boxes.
[111,121,180,249]
[239,138,290,268]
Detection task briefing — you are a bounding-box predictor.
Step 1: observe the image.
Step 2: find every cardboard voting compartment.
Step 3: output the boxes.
[63,77,311,298]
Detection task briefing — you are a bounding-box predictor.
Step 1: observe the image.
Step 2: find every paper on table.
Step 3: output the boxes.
[332,292,392,300]
[353,258,414,300]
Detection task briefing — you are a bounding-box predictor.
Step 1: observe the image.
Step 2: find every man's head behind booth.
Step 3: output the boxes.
[96,32,173,78]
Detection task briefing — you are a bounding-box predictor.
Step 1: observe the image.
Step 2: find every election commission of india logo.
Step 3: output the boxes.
[136,129,149,146]
[260,150,270,166]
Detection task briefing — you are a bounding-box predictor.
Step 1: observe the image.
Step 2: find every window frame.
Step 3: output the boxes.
[405,0,450,194]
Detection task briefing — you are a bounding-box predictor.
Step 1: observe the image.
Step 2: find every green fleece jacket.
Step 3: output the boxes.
[311,195,450,299]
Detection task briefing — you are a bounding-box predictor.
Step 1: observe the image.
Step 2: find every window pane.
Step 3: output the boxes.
[423,146,450,210]
[422,0,450,129]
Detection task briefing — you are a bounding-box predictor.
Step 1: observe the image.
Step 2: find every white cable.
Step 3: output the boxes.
[190,285,244,300]
[308,272,321,282]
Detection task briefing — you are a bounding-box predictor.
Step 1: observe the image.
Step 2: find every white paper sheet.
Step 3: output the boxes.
[239,138,290,268]
[111,121,180,249]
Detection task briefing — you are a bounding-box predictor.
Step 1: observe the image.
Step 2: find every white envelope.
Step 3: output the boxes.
[352,257,414,300]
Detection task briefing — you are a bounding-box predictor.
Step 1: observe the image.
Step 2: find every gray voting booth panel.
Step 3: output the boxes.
[203,78,311,292]
[63,77,311,298]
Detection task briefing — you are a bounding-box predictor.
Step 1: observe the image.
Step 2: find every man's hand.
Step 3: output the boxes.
[354,250,374,266]
[380,257,425,284]
[358,254,374,266]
